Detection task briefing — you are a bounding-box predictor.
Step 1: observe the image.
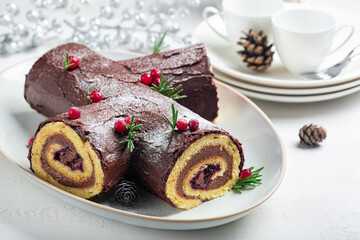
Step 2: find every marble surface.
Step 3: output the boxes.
[1,0,360,239]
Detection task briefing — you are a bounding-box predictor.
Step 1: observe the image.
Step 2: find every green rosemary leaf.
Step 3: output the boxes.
[252,166,264,173]
[171,95,187,100]
[129,131,136,140]
[119,139,129,145]
[130,115,135,126]
[234,188,243,194]
[153,31,168,54]
[163,76,173,89]
[173,105,178,128]
[164,129,173,134]
[166,85,181,97]
[130,124,143,132]
[119,115,141,152]
[163,104,180,134]
[163,114,173,129]
[151,75,187,100]
[127,140,134,152]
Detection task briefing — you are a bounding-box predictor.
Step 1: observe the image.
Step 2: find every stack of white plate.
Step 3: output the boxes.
[192,4,360,103]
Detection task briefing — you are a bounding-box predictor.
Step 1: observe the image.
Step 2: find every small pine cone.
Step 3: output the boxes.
[299,124,327,146]
[115,180,138,207]
[237,28,274,72]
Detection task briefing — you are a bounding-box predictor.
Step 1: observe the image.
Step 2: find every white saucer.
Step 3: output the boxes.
[192,3,360,89]
[214,69,360,96]
[216,74,360,103]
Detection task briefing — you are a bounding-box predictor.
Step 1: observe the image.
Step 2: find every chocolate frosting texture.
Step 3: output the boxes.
[24,43,218,121]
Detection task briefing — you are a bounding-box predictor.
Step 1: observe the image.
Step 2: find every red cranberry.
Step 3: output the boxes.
[68,56,79,69]
[176,119,188,131]
[114,120,127,133]
[89,90,102,103]
[188,119,199,131]
[124,116,132,125]
[240,169,252,179]
[28,137,34,147]
[68,107,81,119]
[140,73,152,85]
[150,68,162,82]
[152,77,160,86]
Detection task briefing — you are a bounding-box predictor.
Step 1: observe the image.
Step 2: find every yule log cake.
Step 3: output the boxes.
[24,43,218,121]
[26,43,245,209]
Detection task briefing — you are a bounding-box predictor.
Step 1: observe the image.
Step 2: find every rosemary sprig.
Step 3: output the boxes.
[232,166,264,194]
[163,104,178,134]
[151,74,187,100]
[61,52,74,70]
[119,115,142,152]
[153,31,168,54]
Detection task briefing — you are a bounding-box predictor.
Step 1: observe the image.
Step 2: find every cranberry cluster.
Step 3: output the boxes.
[176,118,199,131]
[114,116,134,133]
[140,68,162,86]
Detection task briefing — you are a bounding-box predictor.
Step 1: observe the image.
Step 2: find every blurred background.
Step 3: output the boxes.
[1,0,359,56]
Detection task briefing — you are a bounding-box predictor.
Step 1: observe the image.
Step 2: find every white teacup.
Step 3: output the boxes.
[272,9,354,74]
[203,0,283,45]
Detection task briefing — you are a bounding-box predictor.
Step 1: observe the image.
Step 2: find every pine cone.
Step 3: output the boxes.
[299,124,327,146]
[237,29,274,72]
[115,180,138,207]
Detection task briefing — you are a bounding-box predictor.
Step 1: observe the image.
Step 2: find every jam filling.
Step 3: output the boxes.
[190,164,221,190]
[54,147,83,172]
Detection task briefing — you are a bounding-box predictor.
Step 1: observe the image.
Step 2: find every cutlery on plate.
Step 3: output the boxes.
[299,44,360,80]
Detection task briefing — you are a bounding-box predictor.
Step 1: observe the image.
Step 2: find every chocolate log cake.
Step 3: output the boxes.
[24,42,218,121]
[26,43,245,209]
[29,88,244,209]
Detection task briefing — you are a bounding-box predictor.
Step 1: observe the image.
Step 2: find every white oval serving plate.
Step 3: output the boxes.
[0,51,285,230]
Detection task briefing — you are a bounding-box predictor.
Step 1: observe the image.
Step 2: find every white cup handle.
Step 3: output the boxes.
[202,6,228,41]
[329,24,354,54]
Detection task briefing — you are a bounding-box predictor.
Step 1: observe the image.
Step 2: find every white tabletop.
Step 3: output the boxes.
[1,0,360,239]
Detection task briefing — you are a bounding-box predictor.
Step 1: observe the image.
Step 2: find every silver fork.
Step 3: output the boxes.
[299,45,360,80]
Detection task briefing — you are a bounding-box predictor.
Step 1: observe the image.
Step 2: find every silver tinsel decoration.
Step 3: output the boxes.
[6,3,20,16]
[0,0,202,55]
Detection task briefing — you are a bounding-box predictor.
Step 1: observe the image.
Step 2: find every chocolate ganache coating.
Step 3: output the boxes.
[24,43,218,121]
[29,81,244,199]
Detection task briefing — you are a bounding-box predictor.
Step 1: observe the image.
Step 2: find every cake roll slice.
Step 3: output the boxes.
[29,101,132,199]
[29,85,244,208]
[126,93,244,209]
[24,42,218,121]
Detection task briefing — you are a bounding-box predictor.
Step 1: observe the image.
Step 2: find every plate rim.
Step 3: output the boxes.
[214,69,360,96]
[223,79,360,103]
[0,52,286,225]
